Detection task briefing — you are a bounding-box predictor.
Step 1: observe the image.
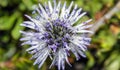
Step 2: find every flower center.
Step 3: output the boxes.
[43,20,73,51]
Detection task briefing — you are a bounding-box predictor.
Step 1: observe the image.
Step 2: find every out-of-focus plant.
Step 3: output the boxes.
[0,0,120,70]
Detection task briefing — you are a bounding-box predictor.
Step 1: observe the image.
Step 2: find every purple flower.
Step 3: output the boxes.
[20,0,93,70]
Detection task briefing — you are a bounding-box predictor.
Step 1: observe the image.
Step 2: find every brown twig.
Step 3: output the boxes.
[89,1,120,36]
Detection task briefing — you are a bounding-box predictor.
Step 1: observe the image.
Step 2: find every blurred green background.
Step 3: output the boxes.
[0,0,120,70]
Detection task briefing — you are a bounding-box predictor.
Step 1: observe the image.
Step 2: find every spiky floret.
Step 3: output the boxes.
[20,0,93,70]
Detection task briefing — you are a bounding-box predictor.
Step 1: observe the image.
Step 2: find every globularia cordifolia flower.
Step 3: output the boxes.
[20,0,93,70]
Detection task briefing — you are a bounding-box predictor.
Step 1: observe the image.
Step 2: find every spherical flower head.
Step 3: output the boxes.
[20,0,93,70]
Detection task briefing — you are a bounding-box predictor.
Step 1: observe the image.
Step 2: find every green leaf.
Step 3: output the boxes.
[93,29,117,51]
[4,45,16,60]
[19,3,26,11]
[100,31,116,51]
[22,0,34,10]
[115,12,120,19]
[1,35,9,43]
[0,48,5,61]
[85,0,102,15]
[85,51,95,70]
[0,0,8,7]
[11,17,24,40]
[0,12,19,30]
[101,0,114,7]
[104,51,120,70]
